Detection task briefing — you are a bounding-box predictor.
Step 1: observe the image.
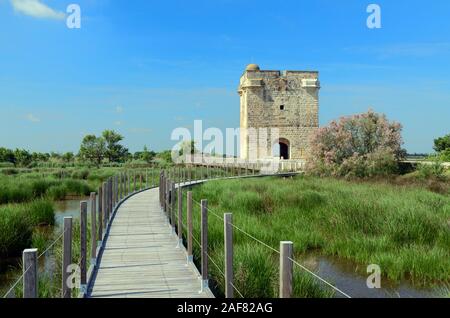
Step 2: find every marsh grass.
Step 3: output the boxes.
[180,185,334,298]
[0,176,93,204]
[0,199,55,257]
[184,176,449,297]
[7,218,90,298]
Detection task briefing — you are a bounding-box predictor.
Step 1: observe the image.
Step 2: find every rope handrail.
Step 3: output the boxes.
[2,228,67,298]
[288,256,352,298]
[206,251,245,298]
[2,264,32,298]
[178,187,352,298]
[38,229,66,260]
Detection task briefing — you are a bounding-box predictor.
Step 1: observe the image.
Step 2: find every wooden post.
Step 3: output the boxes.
[187,191,193,262]
[107,178,111,221]
[140,173,143,190]
[80,201,87,293]
[164,177,168,213]
[109,178,113,218]
[111,178,115,210]
[189,166,191,184]
[122,173,125,198]
[118,173,121,200]
[105,179,109,222]
[102,182,107,230]
[201,199,208,291]
[62,217,72,298]
[122,173,124,198]
[118,175,120,200]
[171,182,176,231]
[90,192,97,264]
[177,187,182,246]
[159,172,163,206]
[98,186,103,241]
[279,241,293,298]
[114,176,118,205]
[23,248,38,298]
[224,213,234,298]
[124,172,127,195]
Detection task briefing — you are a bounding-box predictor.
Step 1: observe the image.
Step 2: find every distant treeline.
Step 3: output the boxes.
[0,130,173,168]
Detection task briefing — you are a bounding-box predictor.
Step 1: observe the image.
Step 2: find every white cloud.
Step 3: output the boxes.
[10,0,65,20]
[26,113,40,122]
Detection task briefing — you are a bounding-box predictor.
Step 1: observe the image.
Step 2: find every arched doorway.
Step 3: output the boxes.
[273,138,290,160]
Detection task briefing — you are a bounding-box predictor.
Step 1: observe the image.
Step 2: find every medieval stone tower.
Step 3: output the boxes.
[239,64,320,160]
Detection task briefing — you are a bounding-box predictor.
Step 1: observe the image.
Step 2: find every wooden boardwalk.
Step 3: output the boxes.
[88,188,214,298]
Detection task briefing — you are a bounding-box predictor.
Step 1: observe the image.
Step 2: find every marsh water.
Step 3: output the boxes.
[299,253,439,298]
[0,198,442,298]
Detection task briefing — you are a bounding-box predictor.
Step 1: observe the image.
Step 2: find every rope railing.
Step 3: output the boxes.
[2,264,32,298]
[162,166,352,299]
[2,228,67,298]
[288,257,351,298]
[37,229,66,260]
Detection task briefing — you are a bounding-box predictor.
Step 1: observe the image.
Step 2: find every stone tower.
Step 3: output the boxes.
[238,64,320,160]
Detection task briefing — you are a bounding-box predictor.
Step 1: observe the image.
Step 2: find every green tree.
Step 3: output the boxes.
[0,147,16,164]
[62,152,75,163]
[79,135,106,166]
[178,140,197,156]
[31,152,49,163]
[50,152,62,161]
[102,130,129,163]
[157,150,173,164]
[434,134,450,153]
[14,149,32,167]
[141,146,156,163]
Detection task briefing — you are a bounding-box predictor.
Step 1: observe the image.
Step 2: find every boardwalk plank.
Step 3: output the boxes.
[88,188,214,298]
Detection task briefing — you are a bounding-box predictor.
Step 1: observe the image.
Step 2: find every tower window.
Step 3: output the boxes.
[280,105,285,110]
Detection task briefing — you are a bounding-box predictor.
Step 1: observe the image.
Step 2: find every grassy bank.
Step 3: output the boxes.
[184,176,449,297]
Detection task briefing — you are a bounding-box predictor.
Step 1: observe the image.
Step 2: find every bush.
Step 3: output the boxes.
[438,148,450,162]
[71,168,90,180]
[307,109,404,178]
[417,160,446,181]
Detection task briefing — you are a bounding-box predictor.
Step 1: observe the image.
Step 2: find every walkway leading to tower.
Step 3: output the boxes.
[88,187,214,298]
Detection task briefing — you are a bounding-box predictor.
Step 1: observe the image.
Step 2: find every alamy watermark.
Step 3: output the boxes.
[367,264,381,289]
[367,4,382,29]
[66,4,81,29]
[170,120,291,171]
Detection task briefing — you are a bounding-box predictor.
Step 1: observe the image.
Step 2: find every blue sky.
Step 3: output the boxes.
[0,0,449,154]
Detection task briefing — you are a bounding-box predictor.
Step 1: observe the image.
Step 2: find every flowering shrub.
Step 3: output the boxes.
[307,110,405,178]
